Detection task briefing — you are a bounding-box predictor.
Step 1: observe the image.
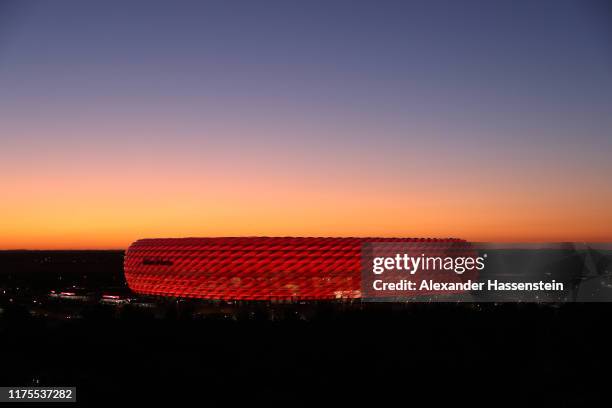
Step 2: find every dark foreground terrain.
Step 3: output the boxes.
[0,251,611,406]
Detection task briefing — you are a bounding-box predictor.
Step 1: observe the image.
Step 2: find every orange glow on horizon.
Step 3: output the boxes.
[2,164,610,249]
[2,128,611,250]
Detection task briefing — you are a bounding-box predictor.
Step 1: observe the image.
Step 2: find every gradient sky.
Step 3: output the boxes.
[1,0,611,249]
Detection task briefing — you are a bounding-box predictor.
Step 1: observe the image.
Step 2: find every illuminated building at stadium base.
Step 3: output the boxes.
[124,237,472,301]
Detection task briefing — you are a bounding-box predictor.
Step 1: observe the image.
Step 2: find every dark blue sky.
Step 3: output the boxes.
[2,1,611,142]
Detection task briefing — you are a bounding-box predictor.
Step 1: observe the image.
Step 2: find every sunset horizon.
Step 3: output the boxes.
[2,2,611,250]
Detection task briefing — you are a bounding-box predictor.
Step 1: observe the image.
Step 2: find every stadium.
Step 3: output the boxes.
[124,237,477,301]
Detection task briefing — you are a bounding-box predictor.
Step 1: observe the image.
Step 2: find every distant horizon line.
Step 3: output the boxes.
[3,240,612,252]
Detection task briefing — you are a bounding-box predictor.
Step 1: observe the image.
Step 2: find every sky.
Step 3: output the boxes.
[0,0,611,249]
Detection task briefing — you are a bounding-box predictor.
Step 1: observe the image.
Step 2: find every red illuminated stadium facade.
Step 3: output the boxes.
[124,237,475,301]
